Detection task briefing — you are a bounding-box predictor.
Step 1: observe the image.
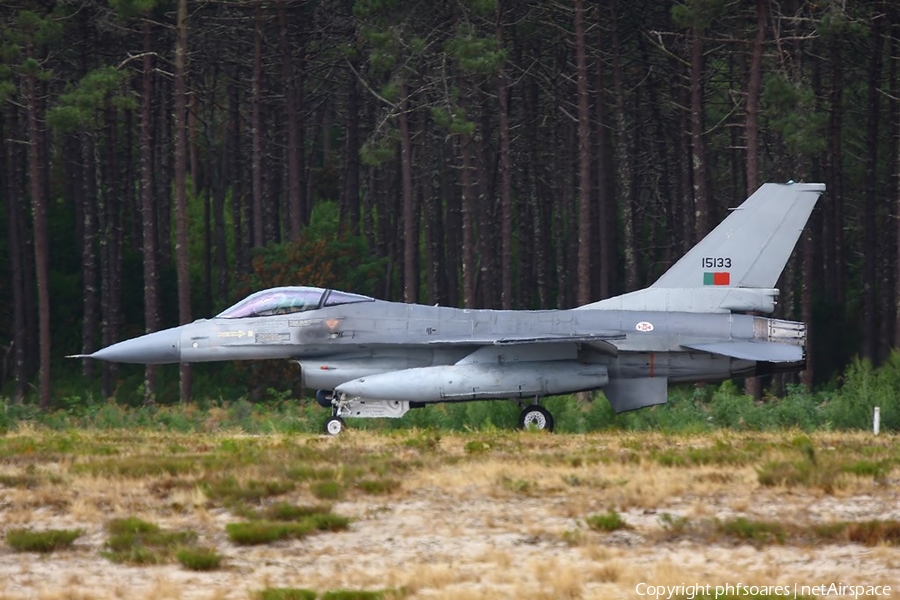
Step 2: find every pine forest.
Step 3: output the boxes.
[1,0,898,410]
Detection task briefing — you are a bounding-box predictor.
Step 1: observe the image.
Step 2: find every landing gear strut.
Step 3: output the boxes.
[317,389,346,435]
[519,404,554,432]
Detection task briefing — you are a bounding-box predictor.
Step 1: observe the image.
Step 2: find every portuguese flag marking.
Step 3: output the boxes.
[703,272,730,286]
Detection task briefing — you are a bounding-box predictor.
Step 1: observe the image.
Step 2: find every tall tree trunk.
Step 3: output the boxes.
[80,133,98,381]
[399,80,418,304]
[251,2,265,248]
[3,107,28,404]
[102,104,123,399]
[476,96,497,308]
[461,133,476,308]
[611,0,636,291]
[279,0,304,239]
[745,0,765,194]
[575,0,592,306]
[744,0,766,398]
[227,75,249,275]
[174,0,192,402]
[342,5,361,237]
[140,18,160,405]
[690,24,711,240]
[595,11,614,300]
[862,16,884,362]
[25,39,51,410]
[156,75,172,265]
[828,38,845,306]
[525,71,548,308]
[497,0,513,309]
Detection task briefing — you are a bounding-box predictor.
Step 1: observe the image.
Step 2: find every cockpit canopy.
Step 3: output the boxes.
[217,286,373,319]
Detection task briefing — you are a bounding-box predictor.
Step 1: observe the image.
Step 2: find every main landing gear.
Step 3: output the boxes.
[518,404,555,432]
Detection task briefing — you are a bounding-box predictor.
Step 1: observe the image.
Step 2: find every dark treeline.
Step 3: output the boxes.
[0,0,897,408]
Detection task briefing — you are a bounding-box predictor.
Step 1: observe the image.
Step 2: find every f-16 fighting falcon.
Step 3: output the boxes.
[73,182,825,435]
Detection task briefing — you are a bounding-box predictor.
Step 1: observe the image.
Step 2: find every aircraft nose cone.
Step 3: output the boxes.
[89,327,183,364]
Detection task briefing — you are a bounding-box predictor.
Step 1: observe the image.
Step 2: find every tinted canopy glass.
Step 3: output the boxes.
[217,287,372,319]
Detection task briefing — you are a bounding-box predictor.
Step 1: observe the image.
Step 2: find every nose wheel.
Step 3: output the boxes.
[324,416,345,436]
[519,404,554,432]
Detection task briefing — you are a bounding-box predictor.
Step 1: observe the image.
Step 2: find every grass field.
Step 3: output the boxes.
[0,427,898,599]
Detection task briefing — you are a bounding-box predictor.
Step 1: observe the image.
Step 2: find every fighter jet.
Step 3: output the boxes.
[73,182,825,435]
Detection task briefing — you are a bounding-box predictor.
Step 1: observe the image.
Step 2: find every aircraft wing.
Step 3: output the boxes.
[681,340,803,362]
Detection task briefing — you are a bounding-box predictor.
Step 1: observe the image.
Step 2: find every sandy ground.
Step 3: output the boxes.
[0,431,898,599]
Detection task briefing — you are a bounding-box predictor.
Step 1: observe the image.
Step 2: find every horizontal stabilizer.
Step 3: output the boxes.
[681,340,803,362]
[602,377,668,413]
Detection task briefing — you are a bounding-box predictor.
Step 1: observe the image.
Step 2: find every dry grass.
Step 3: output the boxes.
[0,429,898,598]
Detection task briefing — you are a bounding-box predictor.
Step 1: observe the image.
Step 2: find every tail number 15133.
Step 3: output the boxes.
[702,257,732,268]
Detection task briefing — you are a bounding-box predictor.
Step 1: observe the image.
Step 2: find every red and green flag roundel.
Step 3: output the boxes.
[703,272,730,286]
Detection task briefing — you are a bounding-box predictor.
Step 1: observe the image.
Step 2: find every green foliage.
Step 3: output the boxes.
[47,66,135,133]
[761,73,826,156]
[176,546,223,571]
[443,23,505,75]
[322,591,388,600]
[361,130,400,167]
[311,480,344,500]
[109,0,159,19]
[430,106,475,138]
[356,478,400,495]
[262,503,336,521]
[717,517,786,545]
[244,201,383,295]
[6,528,82,553]
[225,520,315,545]
[104,517,197,564]
[256,590,317,600]
[203,476,295,505]
[586,509,628,532]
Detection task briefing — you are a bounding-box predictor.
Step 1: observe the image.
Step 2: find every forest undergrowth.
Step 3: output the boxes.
[2,352,898,435]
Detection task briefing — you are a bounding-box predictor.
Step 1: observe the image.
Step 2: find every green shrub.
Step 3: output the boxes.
[305,512,351,532]
[356,478,399,495]
[6,528,82,553]
[586,509,628,532]
[255,589,317,600]
[176,546,223,571]
[226,520,314,545]
[311,480,344,500]
[263,503,334,521]
[104,517,197,564]
[322,591,386,600]
[717,517,786,545]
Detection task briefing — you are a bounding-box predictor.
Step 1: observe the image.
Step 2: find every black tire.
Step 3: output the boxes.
[324,416,345,436]
[315,389,333,408]
[519,405,554,432]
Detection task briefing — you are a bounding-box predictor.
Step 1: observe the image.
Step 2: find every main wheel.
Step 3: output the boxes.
[519,405,554,432]
[324,416,345,436]
[316,389,333,408]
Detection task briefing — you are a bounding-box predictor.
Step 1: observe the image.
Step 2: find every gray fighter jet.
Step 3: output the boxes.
[73,182,825,434]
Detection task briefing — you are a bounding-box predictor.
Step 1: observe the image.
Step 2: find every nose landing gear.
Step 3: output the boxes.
[324,415,345,436]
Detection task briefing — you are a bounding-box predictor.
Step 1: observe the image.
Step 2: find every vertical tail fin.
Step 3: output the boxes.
[651,182,825,290]
[578,182,825,313]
